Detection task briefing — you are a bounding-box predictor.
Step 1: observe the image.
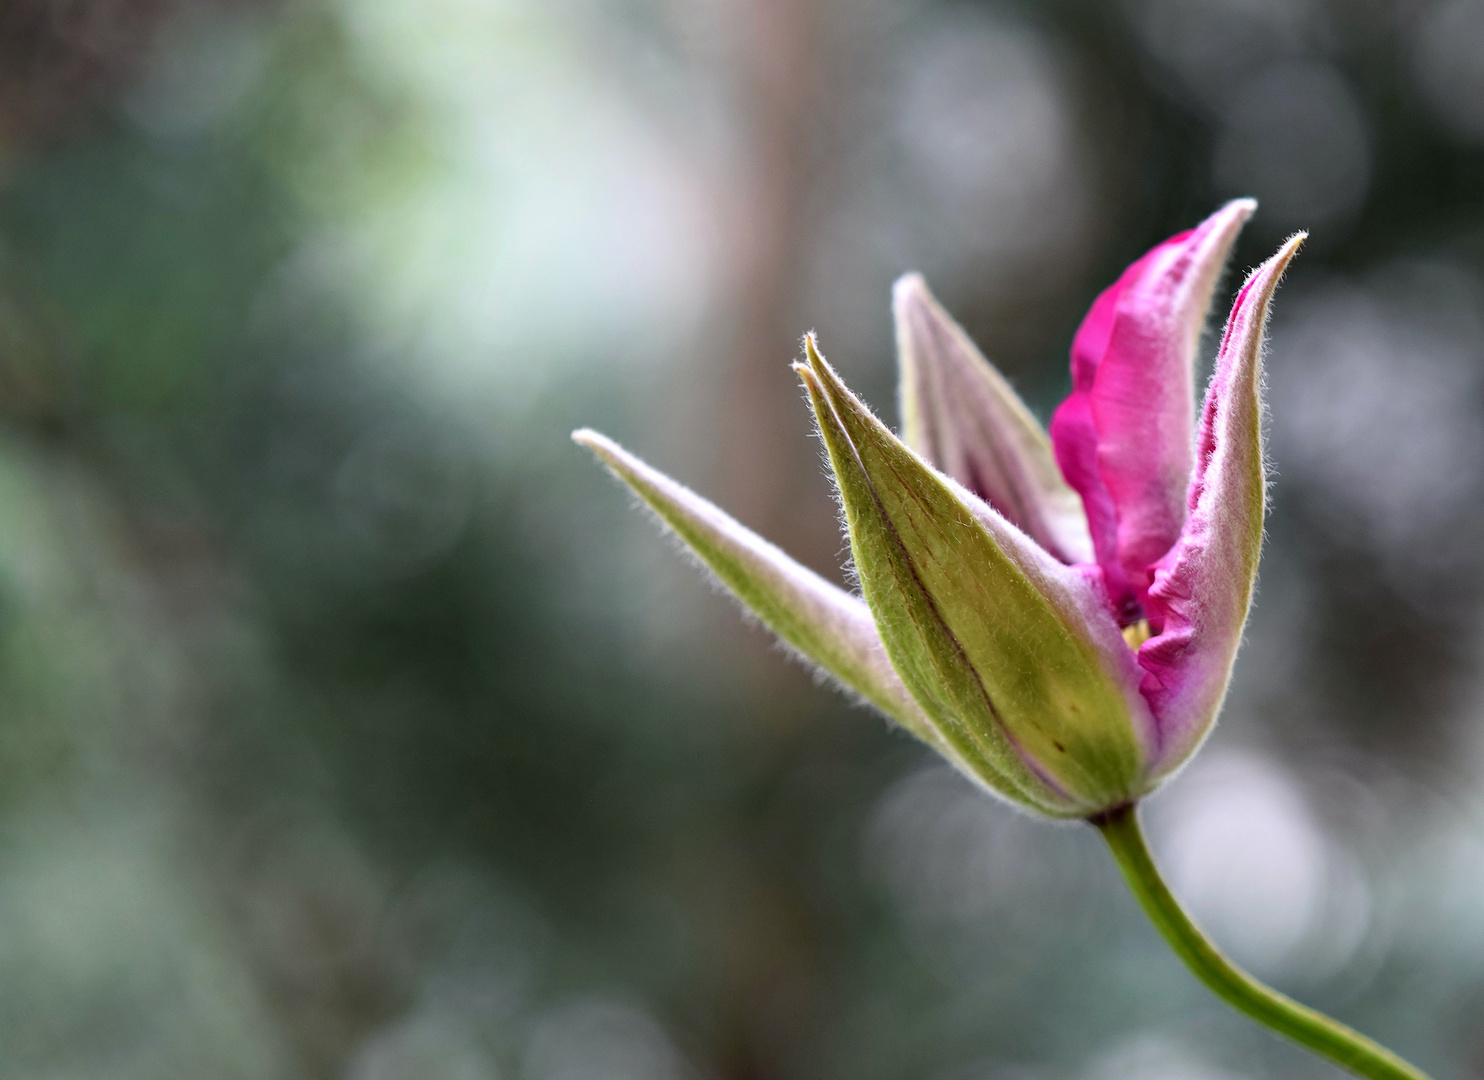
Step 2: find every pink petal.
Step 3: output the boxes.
[1050,200,1255,616]
[1138,235,1305,778]
[1049,342,1130,617]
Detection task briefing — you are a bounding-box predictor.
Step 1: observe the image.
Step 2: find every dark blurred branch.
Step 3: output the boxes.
[713,0,840,554]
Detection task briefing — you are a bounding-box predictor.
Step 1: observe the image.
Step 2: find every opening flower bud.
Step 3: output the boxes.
[576,203,1301,819]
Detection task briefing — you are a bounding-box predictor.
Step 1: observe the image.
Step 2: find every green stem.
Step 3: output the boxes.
[1093,803,1431,1080]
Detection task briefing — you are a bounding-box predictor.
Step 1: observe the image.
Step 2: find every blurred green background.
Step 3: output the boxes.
[0,0,1483,1077]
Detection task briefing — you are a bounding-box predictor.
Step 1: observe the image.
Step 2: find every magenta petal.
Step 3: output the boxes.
[1051,200,1255,616]
[1070,265,1127,392]
[1049,388,1130,614]
[1139,235,1304,778]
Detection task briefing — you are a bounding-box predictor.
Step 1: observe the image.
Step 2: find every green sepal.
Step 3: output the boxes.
[572,429,937,741]
[799,339,1147,817]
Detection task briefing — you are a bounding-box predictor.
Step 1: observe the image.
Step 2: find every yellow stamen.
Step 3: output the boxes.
[1122,619,1152,651]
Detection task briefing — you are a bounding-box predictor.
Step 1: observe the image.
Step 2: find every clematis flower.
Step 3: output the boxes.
[575,202,1302,820]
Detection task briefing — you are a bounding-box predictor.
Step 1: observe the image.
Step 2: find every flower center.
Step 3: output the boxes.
[1121,619,1152,651]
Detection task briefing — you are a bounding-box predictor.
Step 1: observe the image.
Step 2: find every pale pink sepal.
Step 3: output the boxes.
[1138,234,1305,778]
[894,274,1094,566]
[571,429,936,741]
[1051,199,1255,615]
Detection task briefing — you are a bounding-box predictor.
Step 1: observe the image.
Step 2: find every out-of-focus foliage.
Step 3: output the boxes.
[0,1,1482,1078]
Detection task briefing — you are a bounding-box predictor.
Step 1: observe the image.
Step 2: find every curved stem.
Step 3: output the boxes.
[1093,803,1431,1080]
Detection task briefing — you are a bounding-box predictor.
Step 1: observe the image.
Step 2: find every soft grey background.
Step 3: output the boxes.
[0,0,1481,1077]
